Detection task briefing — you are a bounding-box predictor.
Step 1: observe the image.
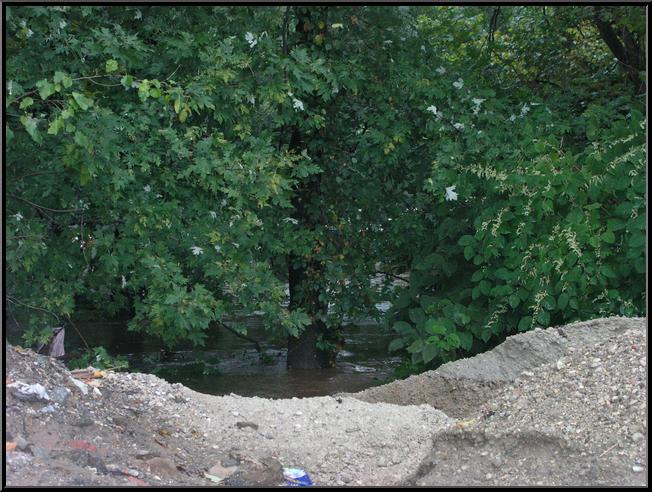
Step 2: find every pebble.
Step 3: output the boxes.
[632,465,644,473]
[50,387,71,405]
[631,432,644,442]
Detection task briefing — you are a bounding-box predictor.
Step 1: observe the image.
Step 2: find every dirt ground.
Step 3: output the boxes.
[4,316,647,486]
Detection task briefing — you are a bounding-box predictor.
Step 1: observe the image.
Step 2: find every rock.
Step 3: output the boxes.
[208,462,238,480]
[39,404,56,414]
[69,377,89,395]
[135,449,161,460]
[236,421,259,430]
[30,446,50,460]
[632,465,644,473]
[50,387,71,405]
[71,413,94,427]
[631,432,644,442]
[222,454,283,487]
[146,457,178,477]
[14,436,30,451]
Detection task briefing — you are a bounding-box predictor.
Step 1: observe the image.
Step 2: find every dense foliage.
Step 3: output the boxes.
[5,6,646,373]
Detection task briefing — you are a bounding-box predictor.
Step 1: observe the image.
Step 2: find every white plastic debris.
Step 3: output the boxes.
[8,382,50,402]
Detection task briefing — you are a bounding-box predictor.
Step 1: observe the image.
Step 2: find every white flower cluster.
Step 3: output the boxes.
[191,246,204,256]
[426,105,442,118]
[471,98,485,114]
[245,32,257,48]
[288,92,304,111]
[452,78,464,89]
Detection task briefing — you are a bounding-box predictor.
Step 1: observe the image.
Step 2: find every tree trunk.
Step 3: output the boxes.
[283,6,338,370]
[286,137,335,369]
[287,253,335,369]
[593,7,646,93]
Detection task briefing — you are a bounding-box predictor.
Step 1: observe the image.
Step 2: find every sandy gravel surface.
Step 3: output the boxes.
[4,316,647,486]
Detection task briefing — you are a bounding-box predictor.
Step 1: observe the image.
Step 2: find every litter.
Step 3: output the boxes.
[7,382,50,402]
[283,467,313,486]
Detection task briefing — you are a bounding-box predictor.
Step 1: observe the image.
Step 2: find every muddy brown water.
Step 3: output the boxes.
[9,317,402,399]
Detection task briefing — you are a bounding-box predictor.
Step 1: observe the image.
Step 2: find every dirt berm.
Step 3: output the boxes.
[4,316,647,486]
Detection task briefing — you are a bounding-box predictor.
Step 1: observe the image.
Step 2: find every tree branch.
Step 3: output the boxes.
[214,320,262,353]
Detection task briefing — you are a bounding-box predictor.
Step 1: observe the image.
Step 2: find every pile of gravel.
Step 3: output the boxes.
[408,317,647,486]
[5,316,647,486]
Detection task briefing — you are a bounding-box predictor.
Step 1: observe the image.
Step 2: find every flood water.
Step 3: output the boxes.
[52,317,402,399]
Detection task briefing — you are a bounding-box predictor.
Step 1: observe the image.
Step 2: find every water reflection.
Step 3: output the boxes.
[49,318,400,399]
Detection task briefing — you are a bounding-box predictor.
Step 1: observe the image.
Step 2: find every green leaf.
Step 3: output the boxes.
[20,114,42,143]
[557,293,569,310]
[457,331,473,351]
[54,71,73,88]
[509,294,520,309]
[518,316,532,332]
[537,311,550,326]
[406,339,424,354]
[425,318,447,335]
[392,321,414,336]
[458,235,475,246]
[47,117,64,135]
[388,338,405,352]
[36,79,55,100]
[422,342,439,363]
[601,230,615,244]
[72,92,93,111]
[120,75,134,88]
[463,245,474,261]
[106,59,119,72]
[19,97,34,109]
[600,265,617,278]
[408,308,425,325]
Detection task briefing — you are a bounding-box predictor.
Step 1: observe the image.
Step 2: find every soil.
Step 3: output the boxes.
[3,316,647,486]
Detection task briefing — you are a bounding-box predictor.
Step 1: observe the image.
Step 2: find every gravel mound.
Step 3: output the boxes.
[408,317,647,486]
[4,316,647,486]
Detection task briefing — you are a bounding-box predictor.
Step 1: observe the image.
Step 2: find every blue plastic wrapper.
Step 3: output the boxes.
[283,467,313,486]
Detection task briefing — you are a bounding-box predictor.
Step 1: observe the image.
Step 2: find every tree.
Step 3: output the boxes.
[5,6,646,375]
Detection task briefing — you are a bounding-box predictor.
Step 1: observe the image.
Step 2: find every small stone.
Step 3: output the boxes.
[631,433,644,443]
[39,404,56,414]
[556,360,565,370]
[126,468,140,477]
[640,358,646,367]
[50,387,71,405]
[105,464,122,474]
[146,457,178,477]
[632,465,644,473]
[590,358,602,368]
[135,449,160,460]
[485,473,493,480]
[30,446,50,460]
[236,421,259,431]
[15,436,30,451]
[294,411,303,416]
